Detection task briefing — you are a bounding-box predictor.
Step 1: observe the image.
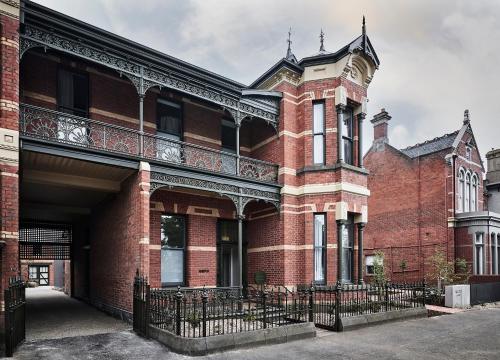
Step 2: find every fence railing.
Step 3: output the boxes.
[19,104,278,183]
[4,276,26,357]
[133,275,426,338]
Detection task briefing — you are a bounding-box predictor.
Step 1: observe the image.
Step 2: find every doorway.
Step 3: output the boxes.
[28,265,49,286]
[217,220,247,287]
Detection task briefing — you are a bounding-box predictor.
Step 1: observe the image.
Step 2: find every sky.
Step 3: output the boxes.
[35,0,500,162]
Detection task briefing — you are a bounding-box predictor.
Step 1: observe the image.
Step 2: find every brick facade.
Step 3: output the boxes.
[7,1,383,329]
[0,0,20,331]
[364,110,495,282]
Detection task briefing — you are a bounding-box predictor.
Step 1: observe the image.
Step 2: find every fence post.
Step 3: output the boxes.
[385,283,389,312]
[4,288,12,357]
[262,290,268,329]
[175,286,183,336]
[334,282,343,332]
[201,287,208,338]
[422,279,427,307]
[145,281,150,338]
[308,285,314,323]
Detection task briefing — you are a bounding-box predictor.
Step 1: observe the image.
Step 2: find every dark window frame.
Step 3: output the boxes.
[342,214,355,283]
[56,66,90,118]
[342,107,354,165]
[216,219,248,288]
[313,212,327,285]
[312,101,326,165]
[221,118,237,153]
[160,213,187,287]
[156,97,184,141]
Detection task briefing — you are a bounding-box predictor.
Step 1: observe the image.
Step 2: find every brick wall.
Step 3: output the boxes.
[20,51,276,160]
[89,167,149,316]
[0,6,20,331]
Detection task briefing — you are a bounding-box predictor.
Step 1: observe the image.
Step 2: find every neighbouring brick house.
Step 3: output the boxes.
[0,0,380,326]
[364,109,500,282]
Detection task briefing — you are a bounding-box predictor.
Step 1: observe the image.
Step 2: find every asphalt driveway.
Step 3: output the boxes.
[14,308,500,359]
[25,287,129,341]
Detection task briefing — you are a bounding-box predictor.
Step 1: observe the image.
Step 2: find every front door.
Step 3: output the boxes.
[217,220,247,287]
[29,265,49,286]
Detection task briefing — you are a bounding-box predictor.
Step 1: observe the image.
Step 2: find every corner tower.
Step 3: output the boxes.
[250,19,380,285]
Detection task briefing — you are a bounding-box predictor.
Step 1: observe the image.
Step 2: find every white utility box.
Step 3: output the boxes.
[445,284,470,308]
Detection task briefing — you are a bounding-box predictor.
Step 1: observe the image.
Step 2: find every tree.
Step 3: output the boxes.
[427,250,470,291]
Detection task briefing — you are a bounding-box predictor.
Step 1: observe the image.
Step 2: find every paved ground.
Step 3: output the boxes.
[14,307,500,359]
[25,287,129,341]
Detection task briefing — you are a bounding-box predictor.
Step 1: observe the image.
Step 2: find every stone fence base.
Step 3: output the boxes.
[340,307,428,331]
[148,322,316,356]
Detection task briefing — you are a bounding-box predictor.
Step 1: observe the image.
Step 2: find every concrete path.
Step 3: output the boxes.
[25,287,129,341]
[15,307,500,359]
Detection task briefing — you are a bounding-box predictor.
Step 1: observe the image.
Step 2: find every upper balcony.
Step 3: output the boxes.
[19,2,282,186]
[20,104,279,184]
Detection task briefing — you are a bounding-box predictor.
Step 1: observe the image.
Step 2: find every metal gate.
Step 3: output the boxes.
[19,221,72,260]
[4,277,26,357]
[133,272,150,337]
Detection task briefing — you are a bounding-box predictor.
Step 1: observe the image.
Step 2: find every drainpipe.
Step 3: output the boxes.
[451,153,457,264]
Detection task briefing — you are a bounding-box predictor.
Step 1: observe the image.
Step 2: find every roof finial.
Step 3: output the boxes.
[319,29,326,53]
[286,27,292,54]
[463,109,470,125]
[285,27,297,63]
[362,15,366,36]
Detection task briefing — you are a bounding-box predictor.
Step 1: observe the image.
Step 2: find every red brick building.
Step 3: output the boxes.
[0,0,380,325]
[364,109,500,282]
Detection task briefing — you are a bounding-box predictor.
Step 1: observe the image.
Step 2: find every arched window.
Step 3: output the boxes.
[465,172,471,212]
[458,169,465,212]
[471,174,478,211]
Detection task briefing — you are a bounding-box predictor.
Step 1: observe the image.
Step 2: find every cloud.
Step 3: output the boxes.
[34,0,500,162]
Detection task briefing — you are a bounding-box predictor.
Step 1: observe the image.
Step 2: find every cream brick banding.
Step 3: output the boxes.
[1,37,18,49]
[247,244,338,254]
[187,246,217,252]
[281,182,370,196]
[0,99,19,112]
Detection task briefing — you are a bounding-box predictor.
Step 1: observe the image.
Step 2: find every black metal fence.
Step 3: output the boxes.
[133,274,425,339]
[133,274,150,337]
[312,282,426,331]
[4,277,26,357]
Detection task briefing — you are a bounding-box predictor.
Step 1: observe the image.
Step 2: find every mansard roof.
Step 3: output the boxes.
[400,130,460,158]
[250,26,380,89]
[299,33,380,68]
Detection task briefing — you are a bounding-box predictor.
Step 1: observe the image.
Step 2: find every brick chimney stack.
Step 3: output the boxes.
[371,108,391,144]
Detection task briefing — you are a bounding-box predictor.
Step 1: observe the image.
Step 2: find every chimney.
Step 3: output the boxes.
[371,108,391,143]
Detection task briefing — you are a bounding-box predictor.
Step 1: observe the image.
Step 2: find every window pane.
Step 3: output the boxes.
[313,135,324,164]
[157,100,182,136]
[313,103,324,134]
[161,215,185,249]
[161,249,184,284]
[314,214,326,283]
[221,122,236,152]
[314,215,325,247]
[314,248,324,282]
[343,139,353,165]
[342,110,353,138]
[72,74,89,114]
[220,221,238,242]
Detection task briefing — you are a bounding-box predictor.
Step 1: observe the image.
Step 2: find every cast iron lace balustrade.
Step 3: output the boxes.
[19,104,279,183]
[20,104,140,156]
